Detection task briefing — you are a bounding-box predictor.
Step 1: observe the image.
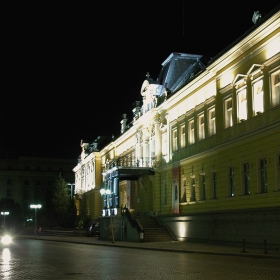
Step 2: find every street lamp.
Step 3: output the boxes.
[30,204,42,236]
[1,212,9,232]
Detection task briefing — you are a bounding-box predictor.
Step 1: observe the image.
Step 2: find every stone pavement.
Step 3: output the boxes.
[14,234,280,259]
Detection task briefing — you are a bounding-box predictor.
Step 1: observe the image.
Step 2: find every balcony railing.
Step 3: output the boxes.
[104,157,154,171]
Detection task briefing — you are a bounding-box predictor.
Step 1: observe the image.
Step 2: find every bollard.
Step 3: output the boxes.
[264,239,268,254]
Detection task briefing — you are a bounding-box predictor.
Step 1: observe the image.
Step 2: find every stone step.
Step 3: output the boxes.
[135,215,174,242]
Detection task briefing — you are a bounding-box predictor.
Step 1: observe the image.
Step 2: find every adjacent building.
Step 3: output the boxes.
[74,7,280,247]
[0,156,75,211]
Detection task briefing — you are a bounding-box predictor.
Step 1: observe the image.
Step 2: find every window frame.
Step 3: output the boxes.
[258,158,267,193]
[172,129,178,152]
[228,166,235,197]
[190,177,196,202]
[242,162,250,195]
[199,174,206,201]
[208,107,216,136]
[212,172,217,199]
[270,69,280,108]
[252,77,264,115]
[224,97,233,128]
[198,114,205,140]
[188,119,195,144]
[180,125,186,149]
[237,87,248,122]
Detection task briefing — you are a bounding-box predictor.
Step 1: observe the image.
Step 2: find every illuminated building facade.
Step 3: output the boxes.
[74,7,280,246]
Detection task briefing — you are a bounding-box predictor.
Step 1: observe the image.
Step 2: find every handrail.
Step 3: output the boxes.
[123,208,144,233]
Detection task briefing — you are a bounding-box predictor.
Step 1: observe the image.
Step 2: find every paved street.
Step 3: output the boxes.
[0,238,280,279]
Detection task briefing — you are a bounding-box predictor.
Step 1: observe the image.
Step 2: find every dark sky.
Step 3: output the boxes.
[2,1,279,159]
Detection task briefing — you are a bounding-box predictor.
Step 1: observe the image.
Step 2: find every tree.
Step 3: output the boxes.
[51,173,72,227]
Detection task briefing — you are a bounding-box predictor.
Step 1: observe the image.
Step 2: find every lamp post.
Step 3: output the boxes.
[1,212,9,232]
[30,204,42,236]
[100,188,112,216]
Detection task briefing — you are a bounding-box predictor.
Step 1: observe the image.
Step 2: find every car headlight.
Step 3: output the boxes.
[1,235,12,245]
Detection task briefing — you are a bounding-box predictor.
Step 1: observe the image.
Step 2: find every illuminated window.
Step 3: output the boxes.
[271,71,280,107]
[237,88,247,121]
[225,98,233,128]
[208,108,216,136]
[252,79,264,115]
[189,120,195,144]
[172,129,178,151]
[242,162,250,195]
[258,158,267,193]
[198,114,205,140]
[228,166,234,197]
[190,178,196,202]
[180,125,186,148]
[180,179,187,203]
[199,174,206,200]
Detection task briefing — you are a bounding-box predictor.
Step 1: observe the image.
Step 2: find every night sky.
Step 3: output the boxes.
[2,1,279,159]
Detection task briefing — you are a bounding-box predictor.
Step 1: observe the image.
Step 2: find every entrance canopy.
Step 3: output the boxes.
[103,166,155,181]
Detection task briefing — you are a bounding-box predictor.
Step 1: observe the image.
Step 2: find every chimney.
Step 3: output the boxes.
[120,114,127,134]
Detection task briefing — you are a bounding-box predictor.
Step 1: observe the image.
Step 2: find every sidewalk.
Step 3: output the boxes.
[15,234,280,259]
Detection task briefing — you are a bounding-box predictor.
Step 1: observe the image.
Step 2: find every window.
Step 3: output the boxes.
[7,189,12,197]
[199,174,206,200]
[212,172,217,199]
[24,179,29,185]
[276,154,280,191]
[253,79,264,115]
[180,179,187,203]
[225,98,233,128]
[242,162,250,195]
[151,137,155,157]
[162,133,167,156]
[7,179,12,185]
[228,167,235,197]
[237,88,247,121]
[259,158,267,193]
[198,115,205,140]
[23,189,29,199]
[208,108,216,136]
[180,125,186,148]
[189,120,195,144]
[190,178,196,202]
[271,71,280,107]
[172,130,178,151]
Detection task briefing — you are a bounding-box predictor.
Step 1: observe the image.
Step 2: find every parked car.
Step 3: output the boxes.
[86,223,100,236]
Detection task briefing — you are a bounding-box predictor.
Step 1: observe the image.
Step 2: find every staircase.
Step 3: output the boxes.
[135,215,175,242]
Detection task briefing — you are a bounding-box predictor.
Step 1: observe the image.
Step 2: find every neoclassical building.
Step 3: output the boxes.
[74,7,280,247]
